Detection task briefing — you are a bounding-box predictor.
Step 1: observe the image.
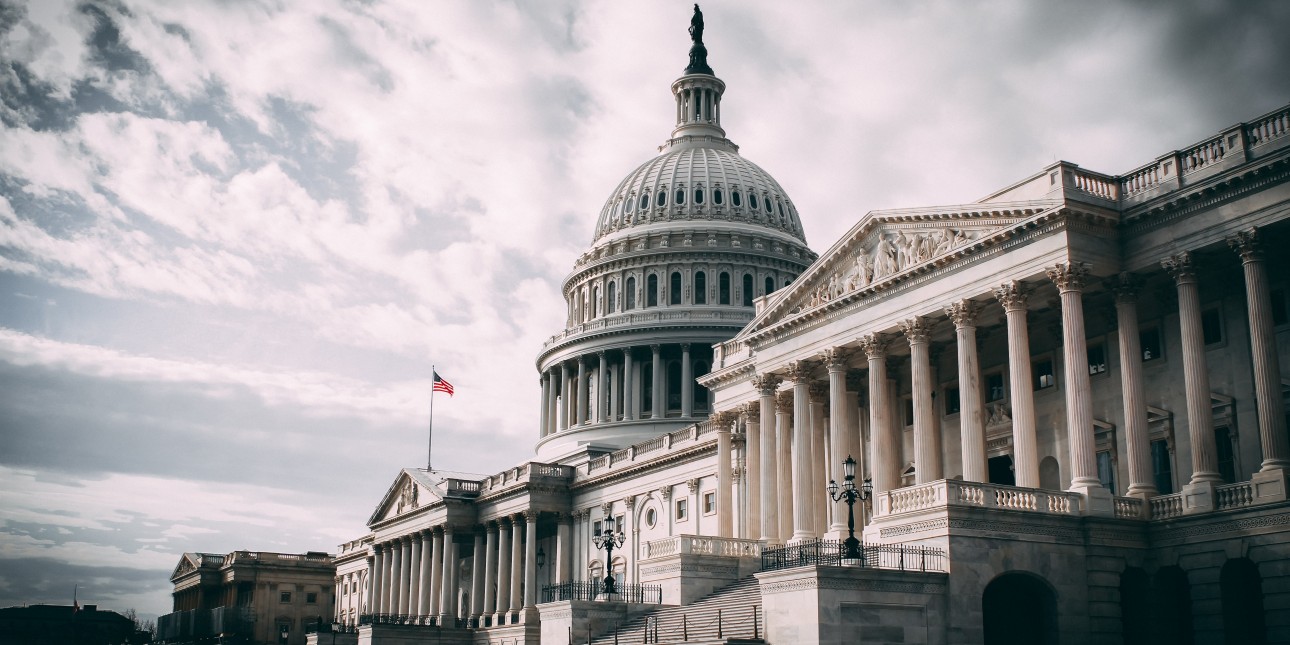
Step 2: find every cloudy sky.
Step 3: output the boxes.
[1,0,1288,621]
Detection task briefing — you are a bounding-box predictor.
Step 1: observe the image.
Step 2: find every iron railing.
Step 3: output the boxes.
[542,580,663,604]
[357,613,464,628]
[760,538,945,572]
[637,605,761,643]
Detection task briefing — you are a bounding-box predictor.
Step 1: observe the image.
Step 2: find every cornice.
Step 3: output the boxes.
[1122,153,1290,234]
[570,438,716,491]
[563,243,815,293]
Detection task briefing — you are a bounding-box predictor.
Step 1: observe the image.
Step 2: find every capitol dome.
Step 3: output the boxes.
[533,14,815,463]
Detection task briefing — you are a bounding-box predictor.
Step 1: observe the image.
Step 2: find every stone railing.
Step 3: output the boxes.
[877,480,1082,517]
[478,461,574,495]
[1179,135,1228,175]
[1067,167,1119,201]
[1215,481,1256,510]
[641,535,764,559]
[1148,492,1184,520]
[337,536,373,556]
[1247,105,1290,147]
[542,309,754,351]
[580,420,716,480]
[1113,496,1146,519]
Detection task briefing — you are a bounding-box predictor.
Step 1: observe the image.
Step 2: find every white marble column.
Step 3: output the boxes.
[861,334,898,494]
[576,358,588,426]
[1229,229,1290,472]
[788,362,814,542]
[494,518,511,622]
[1048,263,1101,491]
[755,374,781,542]
[556,513,572,583]
[390,538,405,614]
[547,369,558,436]
[597,351,609,423]
[994,281,1040,488]
[417,531,433,617]
[558,364,570,432]
[539,373,550,437]
[825,349,850,536]
[508,515,523,613]
[776,389,796,542]
[681,344,694,417]
[651,344,663,419]
[470,529,485,624]
[1112,275,1156,498]
[429,529,443,622]
[371,545,385,616]
[947,301,987,483]
[408,534,422,616]
[482,523,498,619]
[808,382,829,535]
[623,349,635,421]
[741,401,761,540]
[523,511,538,609]
[715,411,735,537]
[903,316,941,483]
[1163,252,1223,486]
[439,526,456,620]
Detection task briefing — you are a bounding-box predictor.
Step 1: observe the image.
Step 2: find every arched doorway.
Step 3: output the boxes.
[983,572,1057,645]
[1220,558,1265,644]
[1119,567,1150,644]
[1152,566,1193,645]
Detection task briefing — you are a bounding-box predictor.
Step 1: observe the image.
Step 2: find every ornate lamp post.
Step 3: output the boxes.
[827,455,873,561]
[591,515,626,596]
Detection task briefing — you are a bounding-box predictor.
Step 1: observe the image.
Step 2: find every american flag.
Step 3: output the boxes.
[432,371,454,397]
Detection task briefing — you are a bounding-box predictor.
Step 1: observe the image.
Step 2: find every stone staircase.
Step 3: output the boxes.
[585,576,764,645]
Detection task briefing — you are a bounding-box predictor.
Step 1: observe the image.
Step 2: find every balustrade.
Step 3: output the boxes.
[642,535,764,559]
[1148,493,1184,519]
[1215,482,1255,510]
[1248,107,1290,146]
[1181,136,1226,174]
[879,480,1082,517]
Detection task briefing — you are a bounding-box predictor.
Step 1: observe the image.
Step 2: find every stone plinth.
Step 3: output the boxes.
[755,565,948,645]
[355,623,472,645]
[537,600,656,645]
[638,535,763,605]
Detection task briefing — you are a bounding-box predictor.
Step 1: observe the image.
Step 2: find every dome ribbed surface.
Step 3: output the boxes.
[592,147,806,244]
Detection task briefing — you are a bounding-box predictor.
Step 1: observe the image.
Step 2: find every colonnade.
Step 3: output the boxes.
[733,234,1287,539]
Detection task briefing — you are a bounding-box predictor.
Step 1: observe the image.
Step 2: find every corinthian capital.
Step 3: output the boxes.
[710,410,738,431]
[945,299,980,329]
[808,382,829,404]
[993,281,1028,312]
[900,316,932,344]
[751,373,782,395]
[784,360,812,384]
[857,333,889,359]
[1227,227,1263,263]
[739,400,760,420]
[1046,262,1090,292]
[775,390,794,413]
[1161,251,1195,283]
[823,347,850,371]
[1108,272,1139,304]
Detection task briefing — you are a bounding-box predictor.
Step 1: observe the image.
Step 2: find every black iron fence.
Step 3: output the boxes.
[357,613,465,628]
[637,605,761,644]
[542,580,663,604]
[760,538,945,572]
[304,620,359,634]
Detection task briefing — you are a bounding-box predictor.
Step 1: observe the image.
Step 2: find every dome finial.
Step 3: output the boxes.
[685,4,713,75]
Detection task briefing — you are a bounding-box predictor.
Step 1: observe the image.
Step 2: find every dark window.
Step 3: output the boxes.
[1088,342,1107,375]
[704,492,716,513]
[694,272,707,304]
[1215,427,1236,483]
[1221,559,1267,645]
[1272,287,1288,325]
[642,363,653,411]
[1096,451,1116,494]
[625,195,634,213]
[765,276,774,295]
[592,286,599,318]
[694,188,704,204]
[713,189,723,205]
[1202,306,1223,345]
[742,274,754,306]
[778,201,786,220]
[625,277,636,310]
[986,373,1006,402]
[1151,439,1173,494]
[945,386,960,415]
[608,282,617,313]
[667,360,682,412]
[670,272,682,305]
[749,194,759,210]
[646,274,658,307]
[639,193,650,210]
[732,191,742,207]
[719,272,730,304]
[306,592,317,604]
[675,498,688,520]
[1034,359,1055,390]
[675,188,685,204]
[656,190,667,207]
[1140,327,1162,361]
[280,592,292,603]
[904,398,914,426]
[693,360,710,411]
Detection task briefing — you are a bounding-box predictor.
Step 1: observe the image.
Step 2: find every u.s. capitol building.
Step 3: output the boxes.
[319,9,1290,645]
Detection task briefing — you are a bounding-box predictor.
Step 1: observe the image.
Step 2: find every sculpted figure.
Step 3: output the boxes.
[689,4,704,43]
[952,229,969,247]
[854,248,873,287]
[933,228,952,256]
[913,233,931,263]
[874,237,897,278]
[895,231,910,269]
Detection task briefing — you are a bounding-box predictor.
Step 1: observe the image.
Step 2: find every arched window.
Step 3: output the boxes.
[667,360,682,413]
[694,271,707,304]
[742,274,754,306]
[693,360,710,411]
[626,194,635,213]
[607,281,617,314]
[670,272,682,305]
[765,276,774,295]
[675,188,685,205]
[646,274,658,307]
[713,188,723,205]
[778,201,787,221]
[731,191,742,207]
[983,573,1057,645]
[656,190,667,207]
[719,272,730,305]
[592,285,599,318]
[639,193,650,211]
[749,194,759,210]
[694,188,704,204]
[625,277,636,310]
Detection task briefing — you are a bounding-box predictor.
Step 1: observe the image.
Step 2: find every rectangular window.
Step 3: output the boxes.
[280,591,292,603]
[306,592,317,604]
[986,372,1006,403]
[1151,439,1173,495]
[1096,451,1116,494]
[1033,358,1055,390]
[703,492,716,515]
[593,520,603,536]
[944,385,960,415]
[1088,342,1107,375]
[1215,427,1236,483]
[1272,287,1288,326]
[1140,327,1162,362]
[1202,306,1223,345]
[903,398,914,426]
[675,498,688,521]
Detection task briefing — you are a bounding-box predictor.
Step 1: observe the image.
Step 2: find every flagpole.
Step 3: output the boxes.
[428,365,435,472]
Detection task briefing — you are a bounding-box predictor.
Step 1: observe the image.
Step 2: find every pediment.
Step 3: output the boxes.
[739,201,1060,338]
[367,469,443,526]
[170,552,219,580]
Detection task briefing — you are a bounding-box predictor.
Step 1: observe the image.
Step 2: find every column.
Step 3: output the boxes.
[681,344,694,417]
[741,401,762,540]
[623,349,635,421]
[418,531,433,618]
[523,511,539,609]
[429,529,444,622]
[947,301,987,483]
[902,317,941,483]
[825,349,850,535]
[495,518,512,622]
[612,362,622,420]
[482,523,498,618]
[1112,275,1156,498]
[408,534,422,617]
[556,513,572,583]
[994,281,1040,488]
[597,351,609,423]
[371,545,385,616]
[715,411,735,537]
[1229,229,1290,472]
[809,382,829,535]
[440,527,459,620]
[861,334,898,494]
[1163,252,1223,484]
[470,529,485,624]
[546,369,558,437]
[776,389,796,542]
[388,538,404,614]
[558,363,570,432]
[403,537,416,614]
[845,372,865,521]
[651,344,663,419]
[539,372,550,437]
[508,515,523,613]
[1048,263,1101,491]
[576,358,588,426]
[754,374,781,542]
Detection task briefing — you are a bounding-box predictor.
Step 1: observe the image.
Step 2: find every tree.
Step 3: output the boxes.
[122,608,156,643]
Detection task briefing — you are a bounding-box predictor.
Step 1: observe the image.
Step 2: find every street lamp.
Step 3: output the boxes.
[827,455,873,561]
[591,515,625,596]
[536,546,546,569]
